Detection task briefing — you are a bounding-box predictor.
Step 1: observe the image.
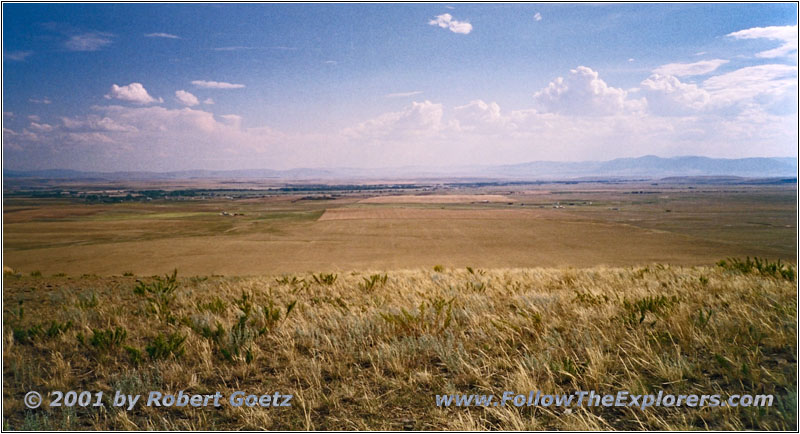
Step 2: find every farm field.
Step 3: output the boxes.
[2,181,796,276]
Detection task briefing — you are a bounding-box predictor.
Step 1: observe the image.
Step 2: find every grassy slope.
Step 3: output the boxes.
[2,264,796,430]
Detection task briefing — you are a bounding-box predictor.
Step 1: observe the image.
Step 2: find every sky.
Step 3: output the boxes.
[2,3,798,171]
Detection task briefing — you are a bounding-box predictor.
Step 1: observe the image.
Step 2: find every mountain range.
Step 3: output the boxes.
[4,156,797,181]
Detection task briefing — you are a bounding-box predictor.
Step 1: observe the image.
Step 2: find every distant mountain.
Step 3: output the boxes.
[4,156,797,181]
[492,156,798,178]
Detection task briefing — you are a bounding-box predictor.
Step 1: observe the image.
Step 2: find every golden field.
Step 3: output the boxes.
[2,264,795,430]
[2,181,796,430]
[2,183,795,275]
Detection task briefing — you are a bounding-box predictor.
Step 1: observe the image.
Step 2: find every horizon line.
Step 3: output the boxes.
[4,154,797,175]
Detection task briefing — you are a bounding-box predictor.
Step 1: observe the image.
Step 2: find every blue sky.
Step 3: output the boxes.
[3,3,797,171]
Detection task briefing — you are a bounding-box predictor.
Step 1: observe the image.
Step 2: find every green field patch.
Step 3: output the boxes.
[252,210,325,222]
[82,211,216,221]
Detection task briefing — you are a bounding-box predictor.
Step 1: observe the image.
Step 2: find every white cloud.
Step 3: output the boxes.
[175,90,199,106]
[4,62,797,171]
[99,105,220,133]
[220,114,242,129]
[65,32,113,51]
[385,91,424,98]
[429,14,472,34]
[727,25,798,58]
[534,12,542,22]
[29,97,52,105]
[105,83,160,104]
[703,64,797,109]
[653,59,729,77]
[144,32,180,39]
[533,66,642,116]
[65,132,115,145]
[211,46,260,51]
[28,115,41,122]
[29,122,53,132]
[324,60,338,65]
[640,74,711,115]
[345,100,447,139]
[61,115,137,132]
[453,100,511,132]
[4,50,33,61]
[203,98,215,105]
[191,80,245,89]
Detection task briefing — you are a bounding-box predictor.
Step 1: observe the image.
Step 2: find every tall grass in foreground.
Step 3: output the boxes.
[2,263,796,430]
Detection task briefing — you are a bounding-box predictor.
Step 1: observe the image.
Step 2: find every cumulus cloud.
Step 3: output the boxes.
[4,60,797,171]
[29,97,52,105]
[144,32,180,39]
[191,80,245,89]
[640,74,711,115]
[345,101,447,139]
[65,32,113,51]
[453,100,512,132]
[429,14,472,34]
[175,90,199,106]
[105,83,160,104]
[653,59,729,77]
[533,66,641,116]
[203,98,215,105]
[534,12,542,22]
[727,25,798,58]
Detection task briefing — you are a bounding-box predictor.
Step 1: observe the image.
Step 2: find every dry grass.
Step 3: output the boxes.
[3,263,796,430]
[4,185,794,275]
[317,207,550,221]
[358,195,511,204]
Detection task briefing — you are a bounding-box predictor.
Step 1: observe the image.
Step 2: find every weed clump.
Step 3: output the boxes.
[380,296,454,336]
[312,273,337,285]
[78,326,127,353]
[134,269,180,323]
[145,332,186,360]
[717,257,795,281]
[359,273,388,292]
[192,291,298,364]
[12,321,73,345]
[621,295,679,325]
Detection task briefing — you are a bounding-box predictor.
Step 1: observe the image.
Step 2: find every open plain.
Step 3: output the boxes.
[3,180,795,276]
[2,178,797,430]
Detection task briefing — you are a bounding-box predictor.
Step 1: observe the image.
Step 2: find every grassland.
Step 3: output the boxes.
[2,179,796,430]
[2,263,796,430]
[2,182,795,275]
